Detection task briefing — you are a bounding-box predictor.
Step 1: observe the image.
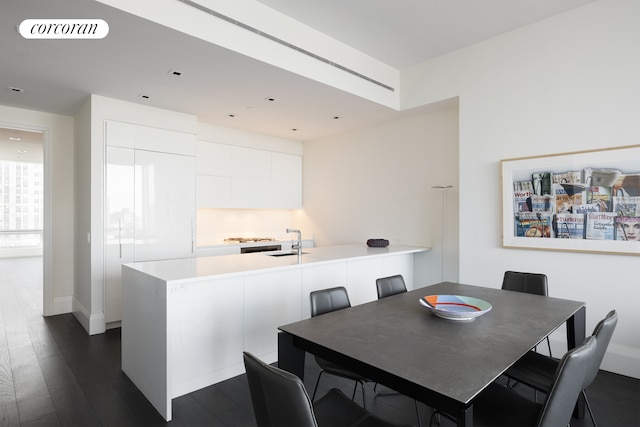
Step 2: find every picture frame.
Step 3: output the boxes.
[501,145,640,255]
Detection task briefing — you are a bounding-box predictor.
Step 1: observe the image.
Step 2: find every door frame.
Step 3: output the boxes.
[0,121,52,316]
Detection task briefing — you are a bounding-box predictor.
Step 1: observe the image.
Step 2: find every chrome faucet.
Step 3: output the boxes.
[286,228,302,256]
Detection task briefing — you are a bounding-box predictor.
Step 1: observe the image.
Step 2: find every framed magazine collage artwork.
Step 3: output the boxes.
[502,145,640,255]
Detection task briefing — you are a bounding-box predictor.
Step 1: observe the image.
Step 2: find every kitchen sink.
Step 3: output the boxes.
[265,251,308,257]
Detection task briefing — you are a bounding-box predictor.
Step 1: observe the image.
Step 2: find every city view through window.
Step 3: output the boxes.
[0,128,44,252]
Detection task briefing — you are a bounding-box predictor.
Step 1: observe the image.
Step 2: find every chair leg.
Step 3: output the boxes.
[374,382,399,396]
[312,370,325,401]
[414,400,423,427]
[546,336,553,357]
[583,390,597,427]
[429,410,442,427]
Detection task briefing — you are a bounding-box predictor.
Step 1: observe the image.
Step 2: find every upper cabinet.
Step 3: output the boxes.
[270,152,303,208]
[106,120,195,156]
[196,141,302,209]
[196,141,232,176]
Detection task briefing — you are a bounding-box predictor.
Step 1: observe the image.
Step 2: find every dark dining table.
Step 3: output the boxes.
[278,282,586,427]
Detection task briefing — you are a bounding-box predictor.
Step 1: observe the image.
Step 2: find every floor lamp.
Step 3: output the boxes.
[432,185,453,282]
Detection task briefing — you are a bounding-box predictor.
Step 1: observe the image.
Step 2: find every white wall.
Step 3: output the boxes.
[300,104,459,286]
[0,105,75,316]
[403,0,640,378]
[73,97,93,331]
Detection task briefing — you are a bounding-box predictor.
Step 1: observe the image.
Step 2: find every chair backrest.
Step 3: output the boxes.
[310,286,351,317]
[243,351,318,427]
[376,275,407,299]
[502,271,548,296]
[537,335,597,427]
[584,310,618,388]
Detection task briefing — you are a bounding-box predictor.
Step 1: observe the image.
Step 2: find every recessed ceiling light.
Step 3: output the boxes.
[9,137,21,141]
[168,69,183,77]
[228,114,236,118]
[265,97,276,102]
[138,94,150,99]
[333,116,341,120]
[290,128,298,132]
[8,87,23,93]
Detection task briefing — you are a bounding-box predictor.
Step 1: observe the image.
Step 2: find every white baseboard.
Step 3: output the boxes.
[601,342,640,379]
[51,296,72,315]
[72,296,106,335]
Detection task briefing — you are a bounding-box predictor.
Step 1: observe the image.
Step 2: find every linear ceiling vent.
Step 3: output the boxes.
[177,0,394,92]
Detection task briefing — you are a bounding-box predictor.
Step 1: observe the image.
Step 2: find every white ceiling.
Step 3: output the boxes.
[257,0,595,69]
[0,0,595,141]
[0,128,43,163]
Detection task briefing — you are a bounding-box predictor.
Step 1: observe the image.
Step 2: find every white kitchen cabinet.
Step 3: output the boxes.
[196,175,231,208]
[196,141,302,209]
[134,150,196,262]
[270,152,302,208]
[107,120,195,156]
[267,178,302,208]
[105,121,196,324]
[196,141,231,176]
[272,152,301,180]
[243,269,302,361]
[232,146,270,178]
[232,176,272,208]
[105,146,135,323]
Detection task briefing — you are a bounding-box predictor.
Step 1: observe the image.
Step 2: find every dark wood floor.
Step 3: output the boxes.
[1,257,639,426]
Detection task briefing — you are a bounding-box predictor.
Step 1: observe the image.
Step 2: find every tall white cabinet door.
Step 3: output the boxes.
[134,150,196,262]
[270,152,302,208]
[105,146,135,323]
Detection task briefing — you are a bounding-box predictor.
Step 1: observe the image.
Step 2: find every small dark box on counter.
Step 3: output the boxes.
[366,238,389,247]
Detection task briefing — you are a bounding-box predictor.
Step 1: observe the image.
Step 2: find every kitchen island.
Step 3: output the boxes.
[121,244,429,421]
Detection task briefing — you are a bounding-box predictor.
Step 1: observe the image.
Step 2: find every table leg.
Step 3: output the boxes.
[456,405,473,427]
[566,306,586,350]
[277,332,305,380]
[567,306,586,419]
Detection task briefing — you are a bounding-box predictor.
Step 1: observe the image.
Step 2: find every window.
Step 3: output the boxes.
[0,160,44,248]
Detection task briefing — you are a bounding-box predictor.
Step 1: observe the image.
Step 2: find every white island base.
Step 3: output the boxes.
[121,244,429,421]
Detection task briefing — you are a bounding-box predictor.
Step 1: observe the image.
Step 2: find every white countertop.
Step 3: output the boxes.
[124,244,429,283]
